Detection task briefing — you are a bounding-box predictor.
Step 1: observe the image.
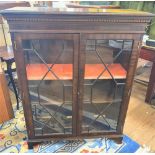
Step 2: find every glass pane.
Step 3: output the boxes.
[22,38,74,136]
[82,39,133,133]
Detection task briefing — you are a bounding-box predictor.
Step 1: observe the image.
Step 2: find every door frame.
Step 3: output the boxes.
[78,33,141,137]
[13,33,79,139]
[12,32,141,139]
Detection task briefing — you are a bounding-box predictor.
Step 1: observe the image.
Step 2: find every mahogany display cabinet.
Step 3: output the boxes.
[1,7,154,149]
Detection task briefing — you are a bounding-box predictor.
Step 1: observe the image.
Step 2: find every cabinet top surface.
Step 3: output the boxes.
[1,7,154,17]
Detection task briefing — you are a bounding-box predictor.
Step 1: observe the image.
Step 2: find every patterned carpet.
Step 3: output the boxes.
[0,102,149,153]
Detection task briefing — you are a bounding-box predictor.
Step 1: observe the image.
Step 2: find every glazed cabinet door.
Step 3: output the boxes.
[78,34,138,136]
[15,34,79,138]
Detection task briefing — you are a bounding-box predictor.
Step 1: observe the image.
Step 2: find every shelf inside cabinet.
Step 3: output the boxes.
[26,64,127,80]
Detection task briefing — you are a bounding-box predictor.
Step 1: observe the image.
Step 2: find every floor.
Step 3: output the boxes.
[124,61,155,152]
[124,82,155,152]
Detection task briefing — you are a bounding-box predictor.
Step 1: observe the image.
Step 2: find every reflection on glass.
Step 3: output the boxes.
[82,39,133,133]
[22,39,73,135]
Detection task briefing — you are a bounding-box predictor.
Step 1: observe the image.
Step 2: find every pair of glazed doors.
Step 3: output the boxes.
[15,33,135,138]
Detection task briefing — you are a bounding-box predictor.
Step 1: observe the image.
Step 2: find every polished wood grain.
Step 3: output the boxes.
[1,7,153,15]
[117,38,141,134]
[13,34,35,139]
[140,45,155,103]
[72,34,79,136]
[140,45,155,62]
[0,66,14,124]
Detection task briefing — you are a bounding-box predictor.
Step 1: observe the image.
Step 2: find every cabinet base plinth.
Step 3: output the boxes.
[27,142,34,150]
[27,141,40,150]
[27,135,123,150]
[111,137,123,144]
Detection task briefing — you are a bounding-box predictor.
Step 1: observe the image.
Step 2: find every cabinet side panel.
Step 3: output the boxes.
[117,34,142,133]
[13,33,35,138]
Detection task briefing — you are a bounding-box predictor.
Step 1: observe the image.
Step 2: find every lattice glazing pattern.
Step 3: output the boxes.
[23,39,74,136]
[82,39,133,133]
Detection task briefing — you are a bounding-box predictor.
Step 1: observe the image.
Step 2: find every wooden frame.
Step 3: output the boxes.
[78,33,141,136]
[140,45,155,103]
[0,66,14,123]
[14,33,79,139]
[13,32,142,144]
[1,7,154,149]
